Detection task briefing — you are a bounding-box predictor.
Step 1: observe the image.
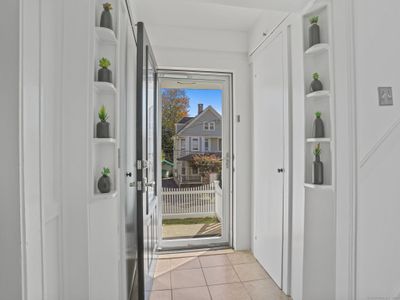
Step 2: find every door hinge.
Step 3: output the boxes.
[137,160,142,170]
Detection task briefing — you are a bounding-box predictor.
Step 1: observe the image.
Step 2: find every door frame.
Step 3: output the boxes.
[156,69,235,251]
[250,26,293,295]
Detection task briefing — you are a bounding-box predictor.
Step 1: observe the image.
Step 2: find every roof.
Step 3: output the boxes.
[176,106,221,135]
[177,117,193,124]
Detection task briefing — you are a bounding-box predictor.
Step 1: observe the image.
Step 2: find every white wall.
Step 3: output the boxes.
[0,0,23,299]
[146,24,252,250]
[353,0,400,298]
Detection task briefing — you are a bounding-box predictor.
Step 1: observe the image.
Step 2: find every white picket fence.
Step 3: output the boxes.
[162,182,219,219]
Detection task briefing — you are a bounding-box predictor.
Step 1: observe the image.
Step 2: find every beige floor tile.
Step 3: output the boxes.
[171,268,206,289]
[152,272,171,291]
[233,262,268,282]
[172,286,211,300]
[202,265,240,285]
[155,259,171,276]
[170,256,201,270]
[149,290,172,300]
[199,254,231,268]
[243,279,289,300]
[208,282,251,300]
[227,251,256,265]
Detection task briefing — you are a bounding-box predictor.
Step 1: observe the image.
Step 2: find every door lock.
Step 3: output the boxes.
[277,168,284,173]
[126,172,132,177]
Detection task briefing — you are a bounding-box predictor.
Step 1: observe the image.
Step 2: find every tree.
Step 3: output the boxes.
[191,154,222,184]
[162,89,189,161]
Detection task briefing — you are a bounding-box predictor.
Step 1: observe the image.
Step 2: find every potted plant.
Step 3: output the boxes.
[100,3,113,30]
[96,105,110,138]
[312,111,325,138]
[312,143,324,185]
[309,16,320,47]
[98,167,111,193]
[98,57,112,83]
[311,72,323,92]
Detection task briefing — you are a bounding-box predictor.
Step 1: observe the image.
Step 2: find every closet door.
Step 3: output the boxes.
[253,33,285,288]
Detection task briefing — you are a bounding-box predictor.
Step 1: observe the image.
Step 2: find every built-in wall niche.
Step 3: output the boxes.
[305,142,332,187]
[305,99,331,139]
[303,5,329,51]
[304,53,330,93]
[302,2,335,190]
[93,84,116,139]
[93,143,117,196]
[95,0,119,38]
[94,40,117,85]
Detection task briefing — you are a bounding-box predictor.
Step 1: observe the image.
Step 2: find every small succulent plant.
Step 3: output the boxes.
[102,167,111,177]
[99,57,111,69]
[315,111,322,118]
[313,72,320,81]
[313,143,321,156]
[98,105,109,122]
[103,3,112,11]
[310,16,319,24]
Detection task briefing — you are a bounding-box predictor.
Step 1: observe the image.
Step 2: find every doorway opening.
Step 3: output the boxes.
[158,70,233,250]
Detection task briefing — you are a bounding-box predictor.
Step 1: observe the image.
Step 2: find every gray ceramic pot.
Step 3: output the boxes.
[100,10,113,30]
[98,67,112,83]
[98,175,111,193]
[311,79,323,92]
[96,121,110,138]
[309,23,320,48]
[313,116,325,138]
[312,155,324,185]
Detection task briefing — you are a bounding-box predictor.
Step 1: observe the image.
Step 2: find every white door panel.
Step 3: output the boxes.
[253,33,285,288]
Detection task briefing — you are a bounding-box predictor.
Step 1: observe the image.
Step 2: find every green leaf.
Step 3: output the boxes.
[98,105,109,121]
[102,167,111,176]
[310,16,319,24]
[312,72,320,80]
[315,111,321,118]
[99,57,111,69]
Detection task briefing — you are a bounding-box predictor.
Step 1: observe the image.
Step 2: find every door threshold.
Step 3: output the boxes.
[157,244,231,255]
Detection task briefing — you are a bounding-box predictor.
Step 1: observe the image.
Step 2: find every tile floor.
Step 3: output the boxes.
[149,249,291,300]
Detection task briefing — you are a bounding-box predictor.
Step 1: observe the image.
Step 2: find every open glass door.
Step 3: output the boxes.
[158,71,233,250]
[136,22,159,299]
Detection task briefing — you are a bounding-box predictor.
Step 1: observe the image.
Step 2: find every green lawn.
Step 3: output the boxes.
[163,217,219,226]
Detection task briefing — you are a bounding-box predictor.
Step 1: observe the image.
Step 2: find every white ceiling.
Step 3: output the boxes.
[135,0,309,32]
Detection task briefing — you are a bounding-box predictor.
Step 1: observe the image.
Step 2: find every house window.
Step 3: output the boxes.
[204,138,209,152]
[180,139,186,151]
[182,167,186,175]
[218,138,222,151]
[209,122,215,131]
[192,138,199,151]
[192,167,199,175]
[203,122,215,131]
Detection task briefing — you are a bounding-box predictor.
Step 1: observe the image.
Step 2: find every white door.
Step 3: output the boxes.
[253,33,285,288]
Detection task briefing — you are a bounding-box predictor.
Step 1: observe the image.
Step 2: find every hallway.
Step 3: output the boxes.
[150,250,290,300]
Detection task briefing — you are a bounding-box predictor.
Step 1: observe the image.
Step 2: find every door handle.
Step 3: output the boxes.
[277,168,284,173]
[144,181,155,187]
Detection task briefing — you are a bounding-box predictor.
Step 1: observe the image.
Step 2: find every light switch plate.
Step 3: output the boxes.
[378,87,393,106]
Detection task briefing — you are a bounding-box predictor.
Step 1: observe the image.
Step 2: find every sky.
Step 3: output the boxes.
[184,89,222,117]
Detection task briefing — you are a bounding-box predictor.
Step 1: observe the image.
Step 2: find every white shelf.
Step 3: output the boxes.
[305,43,329,56]
[95,27,117,44]
[306,90,330,99]
[92,191,118,202]
[93,138,117,144]
[304,183,334,190]
[94,81,117,94]
[306,138,331,143]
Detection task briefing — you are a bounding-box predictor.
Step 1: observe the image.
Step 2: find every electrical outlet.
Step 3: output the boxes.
[378,87,393,106]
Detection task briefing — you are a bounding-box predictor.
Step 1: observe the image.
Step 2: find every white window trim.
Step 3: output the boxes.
[218,138,222,151]
[209,122,215,131]
[181,138,186,150]
[191,137,200,151]
[204,138,210,152]
[203,122,209,131]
